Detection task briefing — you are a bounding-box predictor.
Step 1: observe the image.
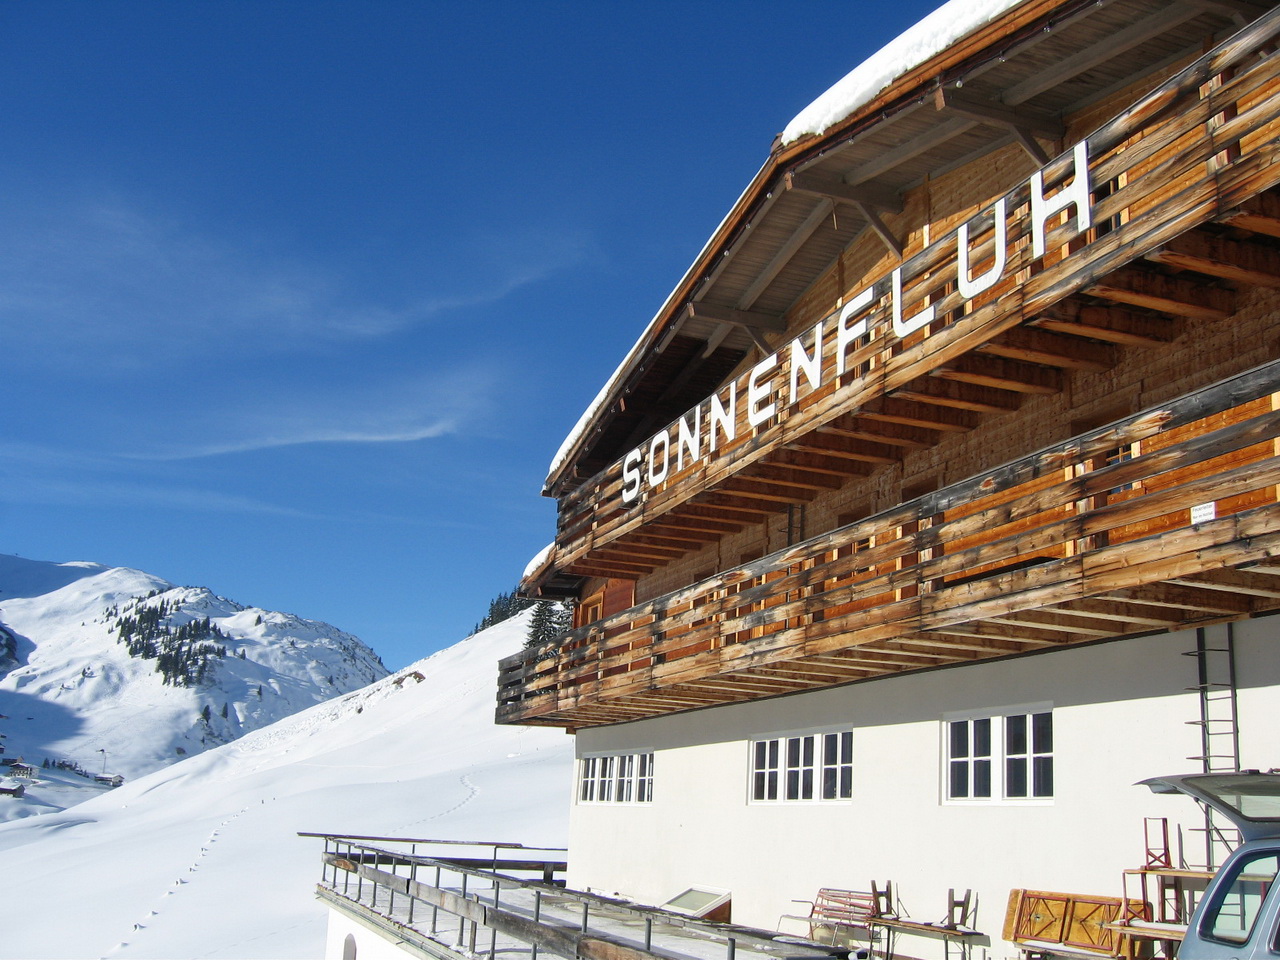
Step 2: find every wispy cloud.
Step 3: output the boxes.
[0,191,590,366]
[0,442,317,517]
[121,365,496,461]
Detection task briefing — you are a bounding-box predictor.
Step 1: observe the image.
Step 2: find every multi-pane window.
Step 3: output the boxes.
[946,709,1053,802]
[751,731,853,802]
[578,752,654,804]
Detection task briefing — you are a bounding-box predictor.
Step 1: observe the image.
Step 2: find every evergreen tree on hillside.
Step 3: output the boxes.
[473,586,536,634]
[525,600,573,648]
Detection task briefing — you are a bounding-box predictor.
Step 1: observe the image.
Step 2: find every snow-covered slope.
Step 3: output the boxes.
[0,612,571,959]
[0,554,388,813]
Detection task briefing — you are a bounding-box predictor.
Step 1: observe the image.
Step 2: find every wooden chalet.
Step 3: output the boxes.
[505,0,1280,730]
[493,0,1280,952]
[320,3,1280,959]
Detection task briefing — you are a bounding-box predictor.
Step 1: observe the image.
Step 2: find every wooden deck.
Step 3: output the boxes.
[499,362,1280,727]
[546,11,1280,586]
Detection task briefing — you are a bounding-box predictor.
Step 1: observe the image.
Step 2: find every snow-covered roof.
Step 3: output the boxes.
[522,542,556,582]
[781,0,1025,145]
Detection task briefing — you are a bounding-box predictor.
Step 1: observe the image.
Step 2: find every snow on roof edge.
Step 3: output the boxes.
[522,542,555,582]
[781,0,1025,145]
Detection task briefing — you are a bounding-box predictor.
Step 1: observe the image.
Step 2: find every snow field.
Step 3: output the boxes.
[0,613,572,959]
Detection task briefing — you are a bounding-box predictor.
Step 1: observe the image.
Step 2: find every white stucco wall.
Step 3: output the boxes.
[325,906,425,960]
[567,618,1280,952]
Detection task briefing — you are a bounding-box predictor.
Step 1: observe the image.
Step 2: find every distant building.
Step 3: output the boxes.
[0,783,25,799]
[95,774,124,788]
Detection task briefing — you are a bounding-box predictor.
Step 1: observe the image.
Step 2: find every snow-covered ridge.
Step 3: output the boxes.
[0,554,388,799]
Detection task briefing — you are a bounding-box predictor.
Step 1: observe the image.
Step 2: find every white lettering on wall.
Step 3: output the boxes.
[616,141,1094,508]
[747,354,778,428]
[1030,140,1091,259]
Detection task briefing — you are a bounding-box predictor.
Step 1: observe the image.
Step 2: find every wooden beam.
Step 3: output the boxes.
[1103,583,1254,614]
[1004,2,1207,105]
[719,477,817,506]
[854,201,905,258]
[695,491,787,517]
[846,115,976,185]
[1085,266,1234,321]
[827,414,942,448]
[915,621,1073,646]
[1217,191,1280,238]
[1146,230,1280,289]
[790,433,903,465]
[685,301,787,334]
[933,354,1064,395]
[738,199,835,312]
[857,395,981,432]
[934,87,1063,163]
[1052,597,1186,627]
[764,448,874,478]
[978,326,1117,371]
[892,376,1022,413]
[1033,301,1179,345]
[986,611,1117,637]
[1170,569,1280,599]
[747,462,848,491]
[784,170,903,213]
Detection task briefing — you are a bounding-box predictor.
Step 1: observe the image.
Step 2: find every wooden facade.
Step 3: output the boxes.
[503,1,1280,730]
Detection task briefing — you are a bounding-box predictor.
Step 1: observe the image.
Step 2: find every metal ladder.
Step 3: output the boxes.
[1184,623,1242,870]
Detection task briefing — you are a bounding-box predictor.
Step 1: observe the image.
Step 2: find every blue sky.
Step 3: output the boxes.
[1,0,942,670]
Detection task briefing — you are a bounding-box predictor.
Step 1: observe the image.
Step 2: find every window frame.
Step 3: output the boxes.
[749,728,854,804]
[577,751,655,805]
[943,704,1054,805]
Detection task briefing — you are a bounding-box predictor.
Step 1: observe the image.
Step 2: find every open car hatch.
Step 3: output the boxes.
[1141,772,1280,843]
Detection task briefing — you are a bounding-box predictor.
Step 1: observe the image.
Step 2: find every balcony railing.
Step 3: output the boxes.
[306,833,849,960]
[500,362,1280,727]
[548,9,1280,583]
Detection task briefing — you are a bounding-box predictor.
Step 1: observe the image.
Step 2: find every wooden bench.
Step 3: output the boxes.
[781,884,894,945]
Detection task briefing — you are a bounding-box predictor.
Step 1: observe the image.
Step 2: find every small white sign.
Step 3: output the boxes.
[1191,502,1216,525]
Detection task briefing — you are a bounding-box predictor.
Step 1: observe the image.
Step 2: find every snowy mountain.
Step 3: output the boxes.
[0,612,571,960]
[0,554,389,812]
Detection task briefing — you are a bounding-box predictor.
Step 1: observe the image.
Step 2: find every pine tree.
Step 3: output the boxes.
[525,601,570,648]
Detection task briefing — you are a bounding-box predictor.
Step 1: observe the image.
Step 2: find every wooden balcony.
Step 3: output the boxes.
[547,10,1280,585]
[500,362,1280,727]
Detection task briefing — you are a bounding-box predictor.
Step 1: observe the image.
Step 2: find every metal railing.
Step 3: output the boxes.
[305,834,848,960]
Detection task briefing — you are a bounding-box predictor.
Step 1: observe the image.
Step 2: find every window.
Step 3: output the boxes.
[1200,849,1279,945]
[946,708,1052,802]
[578,752,654,804]
[751,731,853,802]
